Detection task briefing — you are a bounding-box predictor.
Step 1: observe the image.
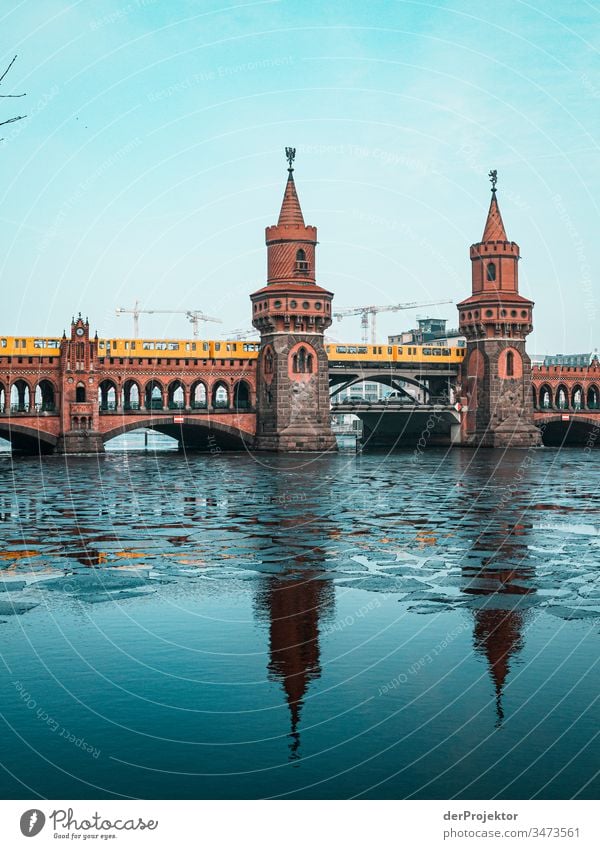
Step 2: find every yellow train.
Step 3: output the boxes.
[0,336,465,364]
[324,343,466,364]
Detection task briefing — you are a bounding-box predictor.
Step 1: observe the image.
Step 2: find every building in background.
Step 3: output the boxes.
[388,317,465,347]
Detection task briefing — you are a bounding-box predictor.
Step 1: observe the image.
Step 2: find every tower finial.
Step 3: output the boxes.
[285,146,296,173]
[488,168,498,193]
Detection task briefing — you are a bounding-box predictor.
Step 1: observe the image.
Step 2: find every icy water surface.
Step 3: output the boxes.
[0,448,598,799]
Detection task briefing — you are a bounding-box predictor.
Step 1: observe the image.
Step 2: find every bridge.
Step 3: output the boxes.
[1,153,599,454]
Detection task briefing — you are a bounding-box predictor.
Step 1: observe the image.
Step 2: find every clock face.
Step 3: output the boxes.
[76,327,84,337]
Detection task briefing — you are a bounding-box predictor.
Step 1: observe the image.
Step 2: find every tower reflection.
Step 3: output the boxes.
[253,484,336,758]
[458,451,536,726]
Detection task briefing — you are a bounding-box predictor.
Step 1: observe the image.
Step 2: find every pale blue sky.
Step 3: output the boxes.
[1,0,598,353]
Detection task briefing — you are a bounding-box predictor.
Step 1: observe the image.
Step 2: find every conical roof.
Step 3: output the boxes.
[482,192,508,242]
[277,171,305,227]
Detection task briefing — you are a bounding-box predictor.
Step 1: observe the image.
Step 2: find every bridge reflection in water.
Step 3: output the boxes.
[457,450,536,729]
[253,499,336,759]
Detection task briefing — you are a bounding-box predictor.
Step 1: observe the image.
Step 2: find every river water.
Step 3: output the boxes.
[0,446,598,799]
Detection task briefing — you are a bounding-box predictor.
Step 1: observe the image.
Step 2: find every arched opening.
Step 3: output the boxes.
[0,382,5,414]
[506,350,514,377]
[211,381,229,409]
[264,347,273,374]
[75,383,86,402]
[571,385,583,410]
[98,379,117,411]
[539,384,552,409]
[190,381,207,409]
[233,380,251,410]
[587,384,599,410]
[145,380,164,410]
[556,385,568,410]
[11,380,31,412]
[35,380,56,412]
[167,380,185,410]
[295,248,309,272]
[292,346,313,374]
[486,262,496,282]
[122,380,140,411]
[531,385,537,409]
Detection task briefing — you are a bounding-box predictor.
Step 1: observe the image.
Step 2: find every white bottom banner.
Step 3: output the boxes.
[0,799,597,848]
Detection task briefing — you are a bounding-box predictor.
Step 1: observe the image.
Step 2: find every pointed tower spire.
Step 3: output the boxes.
[482,171,507,242]
[277,147,305,226]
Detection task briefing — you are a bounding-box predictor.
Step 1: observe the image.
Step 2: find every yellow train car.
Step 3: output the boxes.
[325,343,466,365]
[0,337,62,356]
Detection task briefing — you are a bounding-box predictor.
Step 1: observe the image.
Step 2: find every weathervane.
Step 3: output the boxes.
[285,146,296,173]
[488,169,498,193]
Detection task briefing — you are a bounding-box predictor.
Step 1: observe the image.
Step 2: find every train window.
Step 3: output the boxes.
[358,347,367,354]
[423,348,431,355]
[156,342,167,351]
[215,343,221,351]
[168,343,179,351]
[185,343,190,351]
[348,346,358,354]
[34,339,45,348]
[143,342,155,350]
[0,339,6,347]
[387,347,392,354]
[432,349,441,356]
[442,348,450,356]
[336,346,347,354]
[397,347,403,355]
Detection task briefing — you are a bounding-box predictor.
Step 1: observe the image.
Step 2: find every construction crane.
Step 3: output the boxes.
[333,299,454,344]
[226,328,259,340]
[115,301,222,338]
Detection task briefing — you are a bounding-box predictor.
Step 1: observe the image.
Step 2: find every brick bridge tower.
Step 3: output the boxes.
[55,313,104,454]
[251,149,336,451]
[457,171,541,447]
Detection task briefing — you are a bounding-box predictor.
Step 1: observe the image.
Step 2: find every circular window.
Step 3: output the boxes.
[289,300,297,309]
[302,301,310,309]
[274,300,282,309]
[460,312,465,320]
[521,310,528,318]
[485,309,493,317]
[510,309,517,317]
[467,311,472,319]
[500,309,507,317]
[474,310,479,318]
[315,301,322,310]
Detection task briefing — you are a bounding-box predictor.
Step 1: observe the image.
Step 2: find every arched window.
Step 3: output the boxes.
[264,347,273,374]
[540,385,552,409]
[557,386,568,410]
[75,383,86,403]
[295,248,309,272]
[506,350,514,377]
[292,346,314,374]
[486,262,496,282]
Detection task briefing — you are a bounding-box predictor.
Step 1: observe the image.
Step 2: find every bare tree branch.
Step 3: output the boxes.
[0,55,18,85]
[0,54,26,138]
[0,115,26,127]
